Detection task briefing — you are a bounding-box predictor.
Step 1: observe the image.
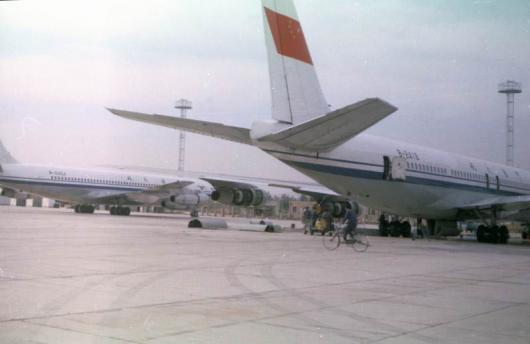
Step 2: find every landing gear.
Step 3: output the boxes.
[476,224,509,244]
[110,206,131,216]
[378,216,411,237]
[521,225,529,240]
[389,220,402,237]
[74,205,95,214]
[378,215,388,236]
[471,206,510,244]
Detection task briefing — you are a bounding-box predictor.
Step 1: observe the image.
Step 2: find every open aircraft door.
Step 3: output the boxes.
[382,156,407,181]
[391,157,407,181]
[383,156,391,180]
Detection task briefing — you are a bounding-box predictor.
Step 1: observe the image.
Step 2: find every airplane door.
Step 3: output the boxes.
[391,157,407,181]
[383,156,391,180]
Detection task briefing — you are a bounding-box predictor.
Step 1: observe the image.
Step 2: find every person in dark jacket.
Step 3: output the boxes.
[343,202,358,240]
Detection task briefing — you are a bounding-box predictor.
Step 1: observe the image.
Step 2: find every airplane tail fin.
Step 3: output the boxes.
[262,0,329,125]
[0,140,18,164]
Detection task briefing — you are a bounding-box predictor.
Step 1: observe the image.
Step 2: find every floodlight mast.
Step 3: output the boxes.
[174,99,193,171]
[498,81,522,167]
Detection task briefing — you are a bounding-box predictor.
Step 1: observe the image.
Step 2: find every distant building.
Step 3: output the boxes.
[288,200,314,220]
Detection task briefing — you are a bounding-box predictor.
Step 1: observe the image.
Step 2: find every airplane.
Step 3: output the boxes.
[108,0,529,244]
[0,139,274,216]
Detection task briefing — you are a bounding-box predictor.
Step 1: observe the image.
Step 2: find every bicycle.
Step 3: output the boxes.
[322,225,370,252]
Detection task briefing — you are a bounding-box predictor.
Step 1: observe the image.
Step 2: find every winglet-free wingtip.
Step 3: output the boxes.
[106,107,123,117]
[372,97,399,114]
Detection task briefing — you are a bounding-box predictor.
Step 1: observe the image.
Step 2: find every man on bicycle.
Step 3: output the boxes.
[343,202,359,241]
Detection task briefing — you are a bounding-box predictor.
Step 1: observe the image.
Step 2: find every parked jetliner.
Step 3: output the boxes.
[0,140,273,216]
[109,0,528,243]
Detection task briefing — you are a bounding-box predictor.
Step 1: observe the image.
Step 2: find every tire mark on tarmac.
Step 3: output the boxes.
[258,263,424,342]
[223,260,367,342]
[38,263,166,317]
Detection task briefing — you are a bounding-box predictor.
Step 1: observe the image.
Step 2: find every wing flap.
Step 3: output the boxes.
[258,98,398,152]
[200,177,259,191]
[457,195,530,212]
[91,180,195,205]
[268,183,344,202]
[107,108,253,145]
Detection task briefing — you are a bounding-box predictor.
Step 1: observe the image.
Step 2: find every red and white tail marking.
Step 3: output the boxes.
[262,0,328,125]
[264,7,313,65]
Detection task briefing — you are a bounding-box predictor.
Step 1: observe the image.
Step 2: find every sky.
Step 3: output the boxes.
[1,0,530,181]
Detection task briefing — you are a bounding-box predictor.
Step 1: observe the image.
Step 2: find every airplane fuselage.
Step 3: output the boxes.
[260,133,530,220]
[0,163,214,208]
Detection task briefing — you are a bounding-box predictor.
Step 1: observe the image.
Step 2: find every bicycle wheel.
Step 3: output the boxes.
[352,233,369,252]
[323,231,341,250]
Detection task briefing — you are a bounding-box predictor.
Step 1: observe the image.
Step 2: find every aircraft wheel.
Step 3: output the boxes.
[499,225,509,244]
[379,223,388,237]
[476,225,486,243]
[390,221,401,237]
[401,221,411,238]
[491,225,500,244]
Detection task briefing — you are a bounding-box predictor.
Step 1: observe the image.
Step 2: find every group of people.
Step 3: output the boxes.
[302,201,358,240]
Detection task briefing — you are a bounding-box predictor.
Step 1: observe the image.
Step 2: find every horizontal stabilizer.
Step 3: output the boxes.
[0,139,18,164]
[258,98,398,152]
[107,108,253,145]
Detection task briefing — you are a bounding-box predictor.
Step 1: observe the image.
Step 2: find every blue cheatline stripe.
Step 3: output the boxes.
[282,160,524,197]
[0,176,144,193]
[265,149,530,194]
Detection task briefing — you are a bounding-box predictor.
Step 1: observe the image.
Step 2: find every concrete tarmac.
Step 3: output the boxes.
[0,206,529,343]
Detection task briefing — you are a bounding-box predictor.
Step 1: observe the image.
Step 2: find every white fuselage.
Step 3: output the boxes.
[258,133,530,220]
[0,163,214,208]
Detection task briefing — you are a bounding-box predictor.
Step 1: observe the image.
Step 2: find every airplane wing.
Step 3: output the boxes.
[457,195,530,212]
[107,108,253,145]
[90,180,195,205]
[200,177,263,191]
[268,183,346,202]
[258,98,398,152]
[94,164,346,204]
[199,176,342,201]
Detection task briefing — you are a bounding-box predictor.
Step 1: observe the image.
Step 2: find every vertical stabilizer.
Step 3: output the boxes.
[0,140,18,164]
[262,0,329,125]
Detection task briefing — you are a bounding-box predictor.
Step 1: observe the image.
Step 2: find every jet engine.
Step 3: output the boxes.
[321,200,351,218]
[161,193,210,209]
[211,188,265,207]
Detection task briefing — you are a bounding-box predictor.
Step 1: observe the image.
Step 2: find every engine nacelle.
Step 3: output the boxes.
[211,188,265,207]
[162,192,210,209]
[321,200,351,218]
[169,193,209,206]
[160,200,186,210]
